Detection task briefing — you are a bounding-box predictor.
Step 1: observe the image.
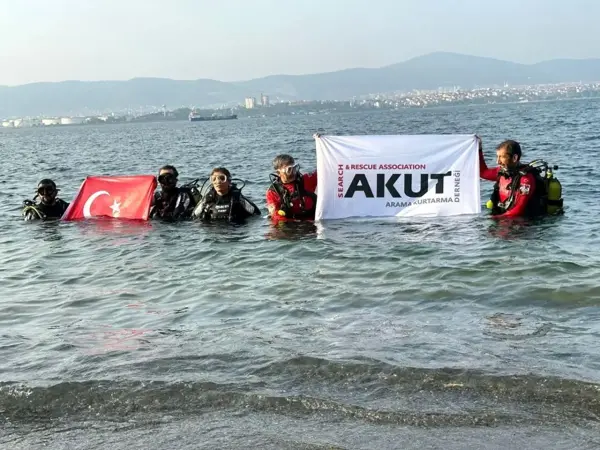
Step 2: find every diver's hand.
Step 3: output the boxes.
[271,205,290,218]
[475,135,483,152]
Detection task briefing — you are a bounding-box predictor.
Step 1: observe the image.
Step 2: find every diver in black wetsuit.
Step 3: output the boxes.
[22,179,70,221]
[192,167,260,223]
[149,165,200,220]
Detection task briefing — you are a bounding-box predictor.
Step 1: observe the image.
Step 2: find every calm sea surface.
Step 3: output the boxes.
[1,99,600,449]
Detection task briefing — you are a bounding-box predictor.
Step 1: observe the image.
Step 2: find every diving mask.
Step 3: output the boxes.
[158,173,177,185]
[37,186,56,196]
[279,163,299,177]
[211,174,229,183]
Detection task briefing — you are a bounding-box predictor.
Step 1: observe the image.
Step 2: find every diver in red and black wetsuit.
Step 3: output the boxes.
[266,154,317,221]
[478,138,546,218]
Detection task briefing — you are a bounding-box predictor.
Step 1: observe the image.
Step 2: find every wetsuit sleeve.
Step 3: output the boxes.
[59,199,70,214]
[493,173,536,218]
[304,171,318,192]
[242,195,261,216]
[479,149,500,181]
[266,188,281,216]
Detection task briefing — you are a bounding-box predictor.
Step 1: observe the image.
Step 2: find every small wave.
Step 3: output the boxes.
[0,379,553,427]
[254,356,600,397]
[2,360,599,426]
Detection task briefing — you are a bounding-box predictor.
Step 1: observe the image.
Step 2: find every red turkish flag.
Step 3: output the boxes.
[61,175,157,221]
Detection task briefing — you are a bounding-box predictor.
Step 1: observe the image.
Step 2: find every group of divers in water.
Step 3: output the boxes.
[21,136,564,223]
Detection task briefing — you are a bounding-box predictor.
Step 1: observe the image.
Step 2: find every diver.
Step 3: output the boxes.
[478,137,563,218]
[266,154,318,220]
[22,179,70,221]
[192,167,260,223]
[149,165,200,220]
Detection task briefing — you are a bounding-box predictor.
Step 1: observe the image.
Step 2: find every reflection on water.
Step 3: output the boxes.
[67,218,154,238]
[264,220,319,241]
[80,327,153,354]
[485,215,565,241]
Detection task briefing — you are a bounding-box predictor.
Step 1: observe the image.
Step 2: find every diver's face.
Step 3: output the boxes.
[278,163,299,184]
[211,172,230,196]
[38,186,56,204]
[496,147,518,170]
[158,170,177,191]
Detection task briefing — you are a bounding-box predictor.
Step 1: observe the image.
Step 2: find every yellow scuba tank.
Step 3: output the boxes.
[545,166,563,215]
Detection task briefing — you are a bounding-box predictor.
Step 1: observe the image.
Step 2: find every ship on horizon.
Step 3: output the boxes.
[188,111,237,122]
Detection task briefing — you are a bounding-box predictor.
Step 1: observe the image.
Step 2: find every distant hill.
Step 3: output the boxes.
[2,52,600,118]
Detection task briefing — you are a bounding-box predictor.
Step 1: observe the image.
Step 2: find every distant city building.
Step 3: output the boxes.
[1,81,599,126]
[60,117,85,125]
[261,93,270,107]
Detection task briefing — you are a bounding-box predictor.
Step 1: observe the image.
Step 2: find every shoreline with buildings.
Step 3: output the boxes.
[2,82,600,129]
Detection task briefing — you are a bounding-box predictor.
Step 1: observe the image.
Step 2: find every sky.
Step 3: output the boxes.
[1,0,599,86]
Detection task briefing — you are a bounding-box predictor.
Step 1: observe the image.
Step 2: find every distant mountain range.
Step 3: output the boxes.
[2,52,600,118]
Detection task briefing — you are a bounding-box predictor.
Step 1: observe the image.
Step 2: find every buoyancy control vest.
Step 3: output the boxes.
[22,197,69,221]
[488,160,564,216]
[194,188,240,221]
[150,180,201,220]
[193,184,259,222]
[268,173,317,220]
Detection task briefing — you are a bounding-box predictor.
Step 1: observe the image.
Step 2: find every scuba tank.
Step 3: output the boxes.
[545,165,563,215]
[529,160,564,215]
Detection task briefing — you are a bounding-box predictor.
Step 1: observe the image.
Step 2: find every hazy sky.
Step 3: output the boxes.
[1,0,598,86]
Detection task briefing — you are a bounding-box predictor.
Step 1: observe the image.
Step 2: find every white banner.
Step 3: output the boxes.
[314,134,480,220]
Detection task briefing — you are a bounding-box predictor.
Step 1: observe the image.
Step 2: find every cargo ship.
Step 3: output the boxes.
[189,111,237,122]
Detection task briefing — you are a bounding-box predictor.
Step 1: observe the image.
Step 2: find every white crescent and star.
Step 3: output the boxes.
[82,190,121,218]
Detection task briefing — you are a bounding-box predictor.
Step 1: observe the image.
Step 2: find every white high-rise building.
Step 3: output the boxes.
[261,94,270,107]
